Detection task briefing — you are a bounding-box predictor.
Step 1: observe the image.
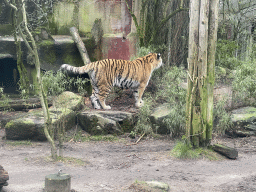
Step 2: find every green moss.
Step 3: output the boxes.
[5,120,15,128]
[5,119,35,130]
[5,140,32,146]
[38,40,55,47]
[62,53,84,66]
[0,24,14,35]
[171,141,222,160]
[5,119,34,128]
[232,108,256,121]
[30,67,39,94]
[121,118,134,133]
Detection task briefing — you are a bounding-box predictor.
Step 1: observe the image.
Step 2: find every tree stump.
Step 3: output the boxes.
[45,173,71,192]
[0,165,9,188]
[212,144,238,159]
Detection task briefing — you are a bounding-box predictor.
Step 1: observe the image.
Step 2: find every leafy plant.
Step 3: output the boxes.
[216,39,241,70]
[213,97,233,135]
[155,66,186,136]
[0,87,13,112]
[41,71,69,96]
[41,71,89,96]
[134,98,154,135]
[232,59,256,105]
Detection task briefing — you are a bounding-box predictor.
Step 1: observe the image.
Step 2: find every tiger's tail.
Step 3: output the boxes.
[59,64,93,75]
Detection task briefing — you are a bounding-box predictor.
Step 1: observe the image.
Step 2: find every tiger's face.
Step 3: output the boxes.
[147,53,163,70]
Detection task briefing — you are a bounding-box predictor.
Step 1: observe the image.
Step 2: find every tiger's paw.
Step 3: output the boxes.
[103,105,111,110]
[135,100,144,108]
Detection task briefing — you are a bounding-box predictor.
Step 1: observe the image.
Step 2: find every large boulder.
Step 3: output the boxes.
[5,108,76,141]
[77,111,135,135]
[53,91,84,111]
[228,107,256,136]
[4,92,82,141]
[149,103,173,134]
[0,165,9,188]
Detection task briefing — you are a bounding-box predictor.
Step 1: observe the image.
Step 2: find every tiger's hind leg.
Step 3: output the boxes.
[98,94,111,110]
[90,87,111,110]
[97,86,112,110]
[90,90,101,109]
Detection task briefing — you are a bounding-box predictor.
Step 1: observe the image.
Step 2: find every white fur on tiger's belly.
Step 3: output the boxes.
[114,77,140,89]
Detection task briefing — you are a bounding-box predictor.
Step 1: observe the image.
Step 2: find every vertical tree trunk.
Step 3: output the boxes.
[186,0,200,145]
[206,0,219,143]
[186,0,219,147]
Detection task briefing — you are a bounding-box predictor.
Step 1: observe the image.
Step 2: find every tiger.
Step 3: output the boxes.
[60,53,163,110]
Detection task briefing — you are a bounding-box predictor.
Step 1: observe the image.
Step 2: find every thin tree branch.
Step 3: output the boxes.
[3,0,18,11]
[149,7,189,44]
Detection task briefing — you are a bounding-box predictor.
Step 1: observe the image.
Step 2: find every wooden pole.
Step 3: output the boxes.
[186,0,200,145]
[206,0,219,142]
[70,27,91,65]
[186,0,218,147]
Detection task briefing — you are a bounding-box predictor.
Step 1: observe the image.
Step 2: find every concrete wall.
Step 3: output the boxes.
[0,0,136,60]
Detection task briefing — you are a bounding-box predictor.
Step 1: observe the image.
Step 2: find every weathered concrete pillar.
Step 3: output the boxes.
[45,172,71,192]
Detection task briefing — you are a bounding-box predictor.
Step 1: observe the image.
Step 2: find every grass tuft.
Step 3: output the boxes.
[171,141,222,160]
[5,140,32,146]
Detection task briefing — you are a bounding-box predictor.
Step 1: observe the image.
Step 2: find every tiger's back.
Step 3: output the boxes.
[60,53,163,109]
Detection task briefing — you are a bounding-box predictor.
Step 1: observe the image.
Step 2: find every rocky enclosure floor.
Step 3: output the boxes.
[1,127,256,192]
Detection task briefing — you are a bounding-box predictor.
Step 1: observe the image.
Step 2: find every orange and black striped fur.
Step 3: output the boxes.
[60,53,163,109]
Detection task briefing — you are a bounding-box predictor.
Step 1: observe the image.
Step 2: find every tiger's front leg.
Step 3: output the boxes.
[134,86,146,108]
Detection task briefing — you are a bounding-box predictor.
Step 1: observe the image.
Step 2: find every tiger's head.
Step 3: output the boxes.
[147,53,163,70]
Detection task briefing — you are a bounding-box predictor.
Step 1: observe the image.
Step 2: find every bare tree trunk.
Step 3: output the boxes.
[186,0,200,145]
[206,0,219,142]
[186,0,219,147]
[5,0,57,160]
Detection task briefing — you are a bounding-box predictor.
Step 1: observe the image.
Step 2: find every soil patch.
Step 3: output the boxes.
[1,127,256,191]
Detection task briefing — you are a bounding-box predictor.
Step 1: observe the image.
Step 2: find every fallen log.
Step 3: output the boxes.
[69,27,91,65]
[0,97,53,111]
[0,165,9,187]
[212,144,238,159]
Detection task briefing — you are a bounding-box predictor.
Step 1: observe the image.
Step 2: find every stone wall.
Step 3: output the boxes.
[0,0,137,93]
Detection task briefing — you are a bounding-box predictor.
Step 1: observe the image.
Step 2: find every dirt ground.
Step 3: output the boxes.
[1,125,256,192]
[1,87,256,192]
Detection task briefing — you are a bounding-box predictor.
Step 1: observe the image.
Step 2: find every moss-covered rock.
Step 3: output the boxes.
[129,180,169,192]
[4,107,76,141]
[230,107,256,135]
[231,107,256,123]
[5,119,35,140]
[77,111,135,135]
[54,91,84,111]
[149,103,173,134]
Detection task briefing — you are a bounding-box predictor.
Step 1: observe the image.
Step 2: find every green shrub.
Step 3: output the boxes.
[134,98,154,135]
[133,66,186,137]
[155,66,186,136]
[0,87,13,112]
[171,140,199,159]
[213,97,233,135]
[232,59,256,105]
[41,71,89,96]
[216,39,241,70]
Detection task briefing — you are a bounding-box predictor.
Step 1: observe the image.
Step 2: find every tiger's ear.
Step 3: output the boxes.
[148,52,151,54]
[157,53,161,60]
